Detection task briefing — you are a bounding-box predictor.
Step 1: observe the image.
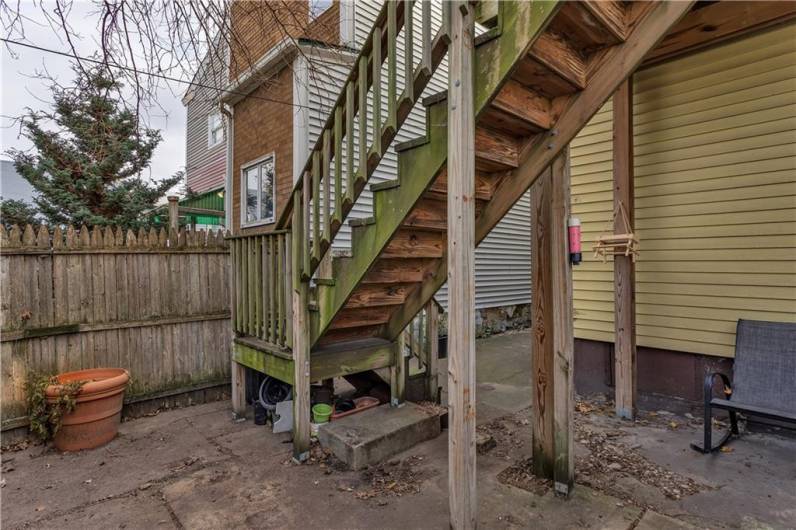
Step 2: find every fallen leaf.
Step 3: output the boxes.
[720,446,734,453]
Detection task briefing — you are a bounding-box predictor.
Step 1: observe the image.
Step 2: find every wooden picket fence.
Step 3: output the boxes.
[0,224,232,434]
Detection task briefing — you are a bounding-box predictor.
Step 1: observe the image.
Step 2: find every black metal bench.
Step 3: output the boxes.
[691,319,796,453]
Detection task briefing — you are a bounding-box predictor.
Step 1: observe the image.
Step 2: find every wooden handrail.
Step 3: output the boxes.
[277,0,450,283]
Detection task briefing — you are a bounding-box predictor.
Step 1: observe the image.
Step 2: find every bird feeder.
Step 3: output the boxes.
[593,201,639,263]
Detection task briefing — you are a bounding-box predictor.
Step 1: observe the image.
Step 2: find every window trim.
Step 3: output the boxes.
[207,112,224,148]
[240,152,277,228]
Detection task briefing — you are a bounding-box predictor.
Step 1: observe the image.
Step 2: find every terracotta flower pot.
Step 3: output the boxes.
[45,368,130,451]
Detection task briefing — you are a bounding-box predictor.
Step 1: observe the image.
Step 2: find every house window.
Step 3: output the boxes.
[242,155,275,225]
[309,0,333,20]
[208,113,224,147]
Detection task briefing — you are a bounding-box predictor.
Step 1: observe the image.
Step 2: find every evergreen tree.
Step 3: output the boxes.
[7,65,181,228]
[0,198,40,227]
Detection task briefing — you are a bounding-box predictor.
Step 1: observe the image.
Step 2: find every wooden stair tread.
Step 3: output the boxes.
[345,282,415,308]
[550,1,626,53]
[311,337,391,356]
[329,306,394,329]
[316,0,682,347]
[361,257,438,284]
[528,30,587,91]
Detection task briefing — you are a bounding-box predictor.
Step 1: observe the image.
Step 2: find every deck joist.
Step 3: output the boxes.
[232,336,397,385]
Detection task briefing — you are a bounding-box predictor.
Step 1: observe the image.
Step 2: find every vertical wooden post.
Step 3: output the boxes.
[551,148,574,496]
[426,300,439,402]
[291,205,311,462]
[531,149,574,494]
[167,196,179,231]
[390,329,406,406]
[613,78,637,421]
[530,167,554,480]
[231,360,247,418]
[448,2,477,527]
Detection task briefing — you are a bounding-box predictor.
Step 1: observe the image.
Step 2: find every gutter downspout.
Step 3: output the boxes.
[220,103,234,231]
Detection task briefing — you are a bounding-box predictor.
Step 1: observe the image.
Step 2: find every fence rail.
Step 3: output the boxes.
[229,231,292,350]
[0,224,231,432]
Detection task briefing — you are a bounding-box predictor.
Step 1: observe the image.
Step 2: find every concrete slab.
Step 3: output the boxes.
[636,510,697,530]
[318,402,442,470]
[40,492,177,530]
[0,407,231,529]
[4,332,795,529]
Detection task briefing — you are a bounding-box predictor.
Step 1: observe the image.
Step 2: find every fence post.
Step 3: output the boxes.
[168,196,179,231]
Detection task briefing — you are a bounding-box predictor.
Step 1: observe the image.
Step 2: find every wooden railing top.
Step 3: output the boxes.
[225,230,289,240]
[275,0,406,230]
[0,224,229,253]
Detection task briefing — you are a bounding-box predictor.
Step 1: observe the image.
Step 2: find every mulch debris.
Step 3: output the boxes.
[355,455,427,501]
[476,415,529,459]
[574,420,706,505]
[490,396,710,509]
[496,458,552,496]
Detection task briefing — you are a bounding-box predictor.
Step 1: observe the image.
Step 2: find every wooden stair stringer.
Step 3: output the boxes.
[475,0,694,243]
[311,1,562,348]
[383,0,695,342]
[311,101,448,346]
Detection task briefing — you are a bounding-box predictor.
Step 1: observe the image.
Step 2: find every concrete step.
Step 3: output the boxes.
[318,402,442,470]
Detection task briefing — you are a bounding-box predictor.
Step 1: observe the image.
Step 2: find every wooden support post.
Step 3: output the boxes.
[291,207,311,462]
[530,147,574,494]
[613,78,637,421]
[231,359,247,418]
[167,196,179,231]
[390,330,406,406]
[427,301,439,402]
[530,167,555,480]
[448,2,477,527]
[551,148,574,496]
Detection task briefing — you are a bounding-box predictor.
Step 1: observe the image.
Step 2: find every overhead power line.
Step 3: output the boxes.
[1,37,313,110]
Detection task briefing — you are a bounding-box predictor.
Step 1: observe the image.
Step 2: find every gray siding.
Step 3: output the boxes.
[303,1,531,310]
[184,43,228,194]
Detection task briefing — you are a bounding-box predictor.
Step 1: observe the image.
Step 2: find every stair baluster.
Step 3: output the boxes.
[277,0,445,292]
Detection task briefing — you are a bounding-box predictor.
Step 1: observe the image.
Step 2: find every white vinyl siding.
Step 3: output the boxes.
[571,22,796,357]
[303,0,531,310]
[185,43,228,194]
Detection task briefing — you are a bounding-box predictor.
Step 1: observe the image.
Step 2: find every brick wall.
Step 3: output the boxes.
[305,1,341,45]
[229,1,308,80]
[231,67,294,234]
[229,1,340,80]
[229,0,343,234]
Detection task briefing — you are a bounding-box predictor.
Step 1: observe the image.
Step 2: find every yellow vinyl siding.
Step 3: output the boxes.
[570,22,796,357]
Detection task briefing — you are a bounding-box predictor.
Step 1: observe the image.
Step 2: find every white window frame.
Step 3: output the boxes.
[309,0,333,21]
[207,112,224,148]
[240,153,276,228]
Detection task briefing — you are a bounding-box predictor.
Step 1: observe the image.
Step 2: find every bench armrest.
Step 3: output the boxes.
[703,371,732,404]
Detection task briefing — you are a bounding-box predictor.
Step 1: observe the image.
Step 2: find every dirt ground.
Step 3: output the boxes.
[2,331,795,529]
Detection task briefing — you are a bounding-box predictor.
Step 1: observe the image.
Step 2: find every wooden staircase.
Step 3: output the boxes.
[313,0,692,347]
[231,0,694,460]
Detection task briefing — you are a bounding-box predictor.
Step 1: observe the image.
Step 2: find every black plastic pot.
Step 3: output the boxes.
[253,401,268,425]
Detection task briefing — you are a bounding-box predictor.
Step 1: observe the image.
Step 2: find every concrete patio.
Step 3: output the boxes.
[2,331,794,529]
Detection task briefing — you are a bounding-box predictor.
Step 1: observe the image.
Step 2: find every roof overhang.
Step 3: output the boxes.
[220,38,355,107]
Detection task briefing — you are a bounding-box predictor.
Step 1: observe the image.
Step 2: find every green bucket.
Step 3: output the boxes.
[312,403,333,424]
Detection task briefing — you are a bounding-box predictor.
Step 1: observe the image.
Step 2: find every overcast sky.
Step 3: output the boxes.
[0,1,188,191]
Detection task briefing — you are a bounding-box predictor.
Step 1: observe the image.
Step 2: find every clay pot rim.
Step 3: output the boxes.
[45,368,129,398]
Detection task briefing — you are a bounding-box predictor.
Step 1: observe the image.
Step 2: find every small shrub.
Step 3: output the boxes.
[25,373,84,442]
